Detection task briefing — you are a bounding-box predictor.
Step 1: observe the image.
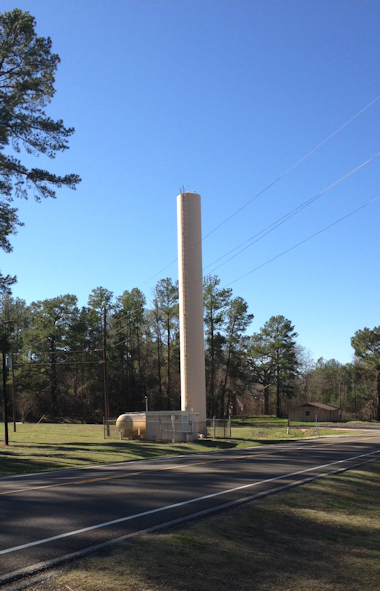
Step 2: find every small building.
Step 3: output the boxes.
[289,402,340,423]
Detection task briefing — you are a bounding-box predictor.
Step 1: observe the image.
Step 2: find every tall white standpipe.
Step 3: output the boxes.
[177,191,207,426]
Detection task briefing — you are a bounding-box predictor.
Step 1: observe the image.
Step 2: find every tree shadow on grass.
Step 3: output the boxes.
[0,439,243,477]
[47,439,243,453]
[191,440,239,450]
[0,455,69,478]
[0,433,332,479]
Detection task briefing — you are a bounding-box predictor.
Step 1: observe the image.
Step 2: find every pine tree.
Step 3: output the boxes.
[0,9,80,290]
[351,327,380,421]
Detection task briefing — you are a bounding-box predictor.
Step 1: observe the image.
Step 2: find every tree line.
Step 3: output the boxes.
[0,276,379,423]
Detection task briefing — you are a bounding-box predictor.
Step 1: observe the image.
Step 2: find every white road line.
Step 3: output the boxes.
[1,448,379,556]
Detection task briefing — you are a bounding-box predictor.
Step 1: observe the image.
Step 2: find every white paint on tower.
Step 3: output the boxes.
[177,190,207,426]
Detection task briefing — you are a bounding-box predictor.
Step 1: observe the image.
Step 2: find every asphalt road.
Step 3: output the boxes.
[1,432,380,585]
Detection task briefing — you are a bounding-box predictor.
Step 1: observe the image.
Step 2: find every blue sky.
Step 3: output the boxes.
[0,0,379,364]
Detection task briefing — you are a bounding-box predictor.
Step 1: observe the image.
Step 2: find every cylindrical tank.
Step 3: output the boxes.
[116,413,146,438]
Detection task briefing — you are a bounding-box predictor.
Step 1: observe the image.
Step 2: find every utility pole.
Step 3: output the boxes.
[103,307,110,436]
[11,354,16,432]
[2,352,8,446]
[12,321,18,432]
[1,320,13,446]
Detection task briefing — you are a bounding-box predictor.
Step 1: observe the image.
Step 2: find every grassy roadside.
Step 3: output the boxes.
[0,422,350,478]
[29,460,380,591]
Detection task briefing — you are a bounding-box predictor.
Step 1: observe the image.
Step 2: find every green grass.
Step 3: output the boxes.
[233,416,380,427]
[0,422,350,478]
[33,460,380,591]
[232,415,290,426]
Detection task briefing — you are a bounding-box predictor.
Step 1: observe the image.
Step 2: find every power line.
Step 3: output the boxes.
[205,150,380,274]
[15,361,102,366]
[18,348,103,356]
[201,94,380,243]
[112,337,129,348]
[110,324,130,337]
[143,258,178,285]
[142,94,380,285]
[11,191,379,361]
[110,312,147,334]
[110,310,134,329]
[225,194,380,287]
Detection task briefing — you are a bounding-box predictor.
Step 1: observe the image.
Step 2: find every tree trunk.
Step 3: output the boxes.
[157,335,162,409]
[222,343,232,418]
[136,325,142,398]
[276,351,281,418]
[103,308,109,434]
[50,336,57,413]
[210,317,215,417]
[264,382,269,415]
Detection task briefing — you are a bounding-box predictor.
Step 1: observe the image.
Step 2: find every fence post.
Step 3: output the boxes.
[213,416,216,439]
[171,415,175,443]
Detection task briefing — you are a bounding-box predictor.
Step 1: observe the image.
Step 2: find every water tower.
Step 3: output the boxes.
[177,188,207,426]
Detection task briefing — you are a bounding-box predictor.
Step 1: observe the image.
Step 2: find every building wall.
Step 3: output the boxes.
[289,405,340,422]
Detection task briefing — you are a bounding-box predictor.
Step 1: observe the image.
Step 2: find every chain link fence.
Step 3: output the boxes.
[103,417,118,439]
[147,418,206,442]
[205,418,231,439]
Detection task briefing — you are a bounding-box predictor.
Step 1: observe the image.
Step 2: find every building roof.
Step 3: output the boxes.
[290,402,339,412]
